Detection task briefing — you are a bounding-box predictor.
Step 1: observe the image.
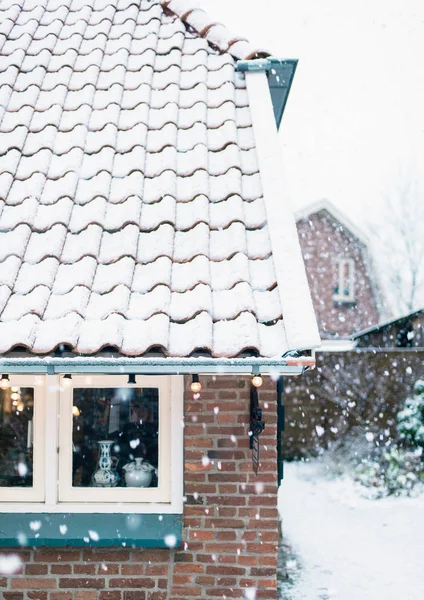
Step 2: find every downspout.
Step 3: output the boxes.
[237,58,298,129]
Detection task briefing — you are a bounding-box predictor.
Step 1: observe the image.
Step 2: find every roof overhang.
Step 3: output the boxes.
[237,58,298,129]
[0,356,315,376]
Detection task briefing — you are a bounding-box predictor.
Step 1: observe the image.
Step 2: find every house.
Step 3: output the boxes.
[296,200,383,342]
[0,0,320,598]
[282,201,387,456]
[353,307,424,349]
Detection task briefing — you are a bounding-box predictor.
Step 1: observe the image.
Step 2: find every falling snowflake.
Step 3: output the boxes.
[164,534,177,548]
[0,554,22,575]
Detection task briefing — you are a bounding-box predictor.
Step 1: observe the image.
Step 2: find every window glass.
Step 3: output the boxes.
[0,387,35,487]
[72,388,159,489]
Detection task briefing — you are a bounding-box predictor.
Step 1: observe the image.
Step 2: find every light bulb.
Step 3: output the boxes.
[16,402,24,412]
[190,375,201,393]
[0,374,10,390]
[72,406,81,417]
[251,374,263,388]
[63,374,72,387]
[11,392,20,401]
[11,386,20,393]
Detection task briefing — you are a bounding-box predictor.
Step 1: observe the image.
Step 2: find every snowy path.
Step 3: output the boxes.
[278,461,424,600]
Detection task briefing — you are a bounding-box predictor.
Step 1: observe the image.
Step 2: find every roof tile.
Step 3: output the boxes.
[0,0,306,358]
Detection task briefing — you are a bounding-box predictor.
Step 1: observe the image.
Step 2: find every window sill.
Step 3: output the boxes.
[0,513,182,547]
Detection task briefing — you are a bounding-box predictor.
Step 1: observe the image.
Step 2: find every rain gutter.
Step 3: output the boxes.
[237,58,298,129]
[0,356,314,376]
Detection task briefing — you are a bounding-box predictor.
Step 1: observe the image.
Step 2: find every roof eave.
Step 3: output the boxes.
[0,355,315,376]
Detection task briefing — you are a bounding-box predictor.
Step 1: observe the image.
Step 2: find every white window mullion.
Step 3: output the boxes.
[45,375,59,507]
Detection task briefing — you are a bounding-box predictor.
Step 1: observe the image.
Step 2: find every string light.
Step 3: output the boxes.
[190,374,202,393]
[72,406,81,417]
[63,374,72,387]
[251,374,263,388]
[0,374,10,390]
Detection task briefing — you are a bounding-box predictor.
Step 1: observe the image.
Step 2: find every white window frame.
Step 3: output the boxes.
[0,374,184,514]
[333,257,356,302]
[0,374,45,502]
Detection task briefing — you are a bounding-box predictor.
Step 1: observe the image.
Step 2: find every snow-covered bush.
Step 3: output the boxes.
[397,379,424,451]
[353,445,423,499]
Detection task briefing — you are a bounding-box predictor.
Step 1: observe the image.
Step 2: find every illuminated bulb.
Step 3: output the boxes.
[0,374,10,390]
[72,405,81,417]
[16,402,24,412]
[11,386,20,393]
[251,374,263,388]
[12,400,18,406]
[11,392,20,401]
[63,374,72,387]
[190,374,201,393]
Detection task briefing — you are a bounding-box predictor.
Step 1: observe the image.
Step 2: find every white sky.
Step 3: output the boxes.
[198,0,424,229]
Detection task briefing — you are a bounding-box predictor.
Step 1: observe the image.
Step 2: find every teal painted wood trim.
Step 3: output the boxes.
[0,513,182,547]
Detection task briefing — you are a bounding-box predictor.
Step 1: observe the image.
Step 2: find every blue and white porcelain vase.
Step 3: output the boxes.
[92,440,120,487]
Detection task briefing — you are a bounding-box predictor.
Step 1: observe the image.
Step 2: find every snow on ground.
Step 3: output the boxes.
[278,461,424,600]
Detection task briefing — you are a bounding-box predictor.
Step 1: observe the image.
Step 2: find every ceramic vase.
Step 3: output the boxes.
[92,440,120,487]
[123,457,154,488]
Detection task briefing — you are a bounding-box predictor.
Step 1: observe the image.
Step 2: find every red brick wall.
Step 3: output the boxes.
[297,211,380,336]
[0,375,279,600]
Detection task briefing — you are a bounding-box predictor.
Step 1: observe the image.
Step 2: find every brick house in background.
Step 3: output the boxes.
[282,201,388,457]
[296,200,383,342]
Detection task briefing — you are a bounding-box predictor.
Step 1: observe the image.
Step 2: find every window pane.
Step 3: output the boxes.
[0,387,34,487]
[72,388,159,488]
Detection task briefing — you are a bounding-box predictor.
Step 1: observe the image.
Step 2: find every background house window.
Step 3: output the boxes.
[333,257,356,302]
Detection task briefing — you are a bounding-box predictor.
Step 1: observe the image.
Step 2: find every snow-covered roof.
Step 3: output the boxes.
[0,0,319,359]
[353,307,424,339]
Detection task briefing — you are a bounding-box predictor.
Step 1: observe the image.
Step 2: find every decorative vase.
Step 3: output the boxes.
[92,440,120,487]
[123,457,155,488]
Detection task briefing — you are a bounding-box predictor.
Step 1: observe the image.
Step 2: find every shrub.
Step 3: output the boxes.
[397,379,424,451]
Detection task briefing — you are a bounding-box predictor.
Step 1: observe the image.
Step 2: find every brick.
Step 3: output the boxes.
[147,593,167,600]
[74,564,96,574]
[120,564,145,576]
[238,556,258,566]
[75,593,97,600]
[205,589,243,598]
[0,577,8,587]
[51,565,72,575]
[84,550,130,562]
[195,576,215,585]
[59,579,105,589]
[173,575,192,585]
[124,593,146,600]
[189,530,214,541]
[217,577,237,586]
[34,550,80,562]
[171,587,201,596]
[26,565,48,575]
[3,594,24,600]
[206,566,245,576]
[110,578,155,589]
[174,564,204,574]
[27,593,48,600]
[99,593,122,600]
[50,594,73,600]
[131,550,169,562]
[11,579,56,590]
[216,531,237,540]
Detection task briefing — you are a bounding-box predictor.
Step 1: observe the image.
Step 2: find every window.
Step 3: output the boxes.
[333,257,355,302]
[0,375,45,502]
[0,375,183,514]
